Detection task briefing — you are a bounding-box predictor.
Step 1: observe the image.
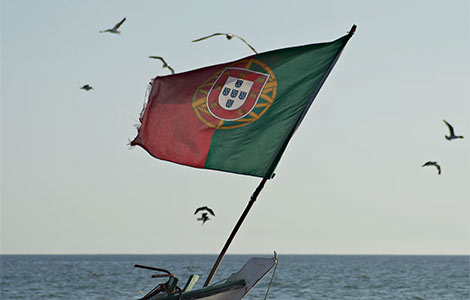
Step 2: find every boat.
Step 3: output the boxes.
[135,253,278,300]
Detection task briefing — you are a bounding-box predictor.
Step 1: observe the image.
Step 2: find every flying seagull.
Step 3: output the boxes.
[149,56,175,74]
[443,120,464,141]
[100,17,126,34]
[194,206,215,216]
[422,161,441,175]
[192,33,258,54]
[197,212,210,225]
[80,84,93,91]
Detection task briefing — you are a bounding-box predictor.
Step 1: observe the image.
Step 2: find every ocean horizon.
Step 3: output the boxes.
[1,254,469,300]
[2,252,468,255]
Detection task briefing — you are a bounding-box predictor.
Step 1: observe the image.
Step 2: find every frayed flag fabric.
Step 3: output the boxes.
[131,26,355,178]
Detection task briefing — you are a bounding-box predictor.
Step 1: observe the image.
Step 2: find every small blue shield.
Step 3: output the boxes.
[222,87,231,96]
[230,89,239,98]
[239,91,247,100]
[225,99,234,108]
[235,79,243,88]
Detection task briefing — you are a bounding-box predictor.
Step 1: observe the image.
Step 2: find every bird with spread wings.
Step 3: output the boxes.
[194,206,215,225]
[422,161,441,175]
[192,33,258,54]
[443,120,464,141]
[100,17,126,34]
[149,56,175,74]
[194,206,215,216]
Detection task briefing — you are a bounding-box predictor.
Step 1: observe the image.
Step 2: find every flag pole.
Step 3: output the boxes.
[203,177,268,287]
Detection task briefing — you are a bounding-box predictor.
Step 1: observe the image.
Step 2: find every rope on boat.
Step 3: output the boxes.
[262,258,278,300]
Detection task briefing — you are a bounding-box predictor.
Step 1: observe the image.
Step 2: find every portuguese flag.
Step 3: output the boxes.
[131,27,355,178]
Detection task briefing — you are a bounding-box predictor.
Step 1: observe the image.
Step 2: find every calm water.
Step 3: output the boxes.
[1,255,468,300]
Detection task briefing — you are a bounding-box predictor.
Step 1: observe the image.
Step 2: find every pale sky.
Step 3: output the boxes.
[1,0,469,255]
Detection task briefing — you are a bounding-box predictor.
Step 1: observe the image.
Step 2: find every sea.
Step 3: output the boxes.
[0,254,469,300]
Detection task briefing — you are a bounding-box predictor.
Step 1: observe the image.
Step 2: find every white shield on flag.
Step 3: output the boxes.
[207,67,270,122]
[218,77,254,111]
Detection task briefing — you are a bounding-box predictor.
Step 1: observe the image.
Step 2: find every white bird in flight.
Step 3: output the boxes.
[149,56,175,74]
[443,120,463,141]
[100,17,126,34]
[192,33,258,54]
[422,161,441,175]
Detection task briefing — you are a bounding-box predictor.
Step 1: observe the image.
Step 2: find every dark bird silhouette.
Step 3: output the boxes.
[443,120,463,140]
[100,17,126,34]
[194,206,215,216]
[197,212,210,225]
[80,84,93,91]
[149,56,175,74]
[422,161,441,175]
[192,33,258,54]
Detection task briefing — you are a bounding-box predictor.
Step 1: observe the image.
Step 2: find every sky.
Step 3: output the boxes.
[1,0,469,255]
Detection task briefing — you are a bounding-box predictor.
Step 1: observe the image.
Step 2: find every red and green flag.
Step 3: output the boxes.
[131,27,355,178]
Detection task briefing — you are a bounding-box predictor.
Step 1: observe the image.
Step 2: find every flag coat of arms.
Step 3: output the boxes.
[131,28,355,178]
